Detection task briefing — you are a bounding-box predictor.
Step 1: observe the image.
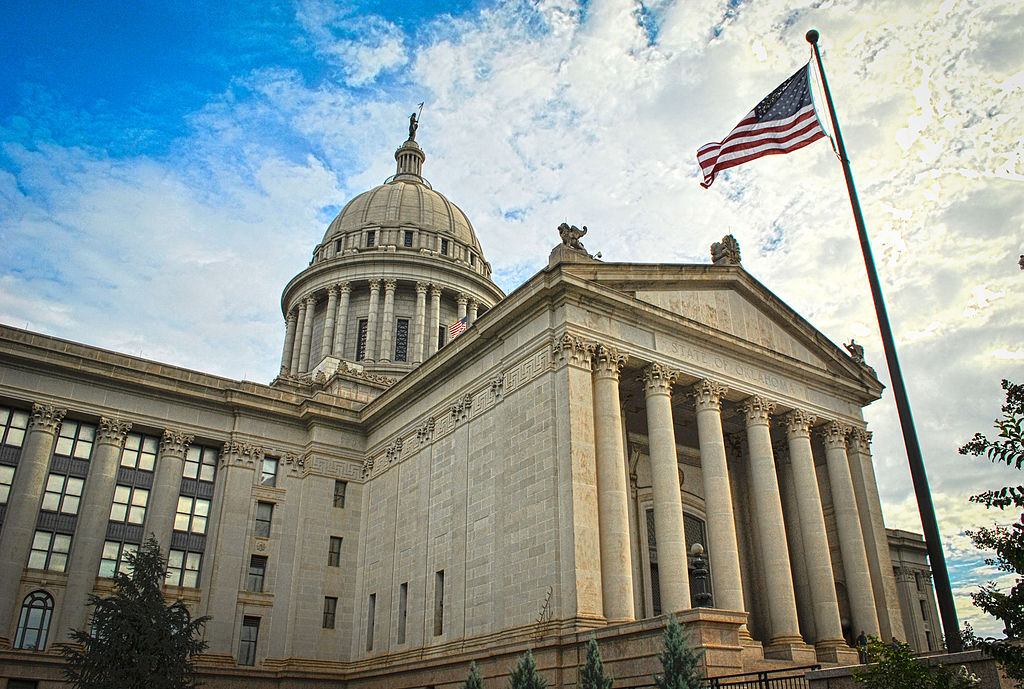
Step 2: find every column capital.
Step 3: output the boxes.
[820,420,851,449]
[338,281,351,294]
[782,409,816,437]
[740,395,775,425]
[368,279,381,291]
[457,293,468,307]
[467,297,477,307]
[303,294,317,306]
[691,379,728,411]
[384,279,397,291]
[415,281,429,294]
[848,427,873,452]
[296,299,308,313]
[160,429,195,458]
[592,344,627,377]
[554,332,594,367]
[326,284,339,298]
[97,417,133,446]
[641,362,678,395]
[285,309,297,324]
[429,283,441,297]
[29,403,66,434]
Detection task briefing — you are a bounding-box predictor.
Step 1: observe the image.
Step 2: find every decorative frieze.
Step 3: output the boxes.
[450,394,473,423]
[97,417,133,446]
[29,403,66,434]
[740,395,775,425]
[221,441,264,468]
[490,373,505,400]
[416,417,435,444]
[592,344,627,378]
[820,420,851,449]
[283,451,305,475]
[384,438,403,467]
[640,362,678,394]
[690,379,727,411]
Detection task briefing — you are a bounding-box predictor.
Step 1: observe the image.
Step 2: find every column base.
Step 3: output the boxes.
[764,635,818,663]
[814,639,861,665]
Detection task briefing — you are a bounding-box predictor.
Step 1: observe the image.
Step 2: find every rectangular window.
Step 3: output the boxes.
[0,407,29,447]
[394,319,409,362]
[54,421,95,460]
[247,555,267,593]
[239,616,260,666]
[920,599,928,620]
[98,540,137,578]
[333,480,347,508]
[183,445,218,482]
[174,496,210,534]
[120,433,158,471]
[437,326,445,351]
[335,239,342,253]
[323,596,337,629]
[260,456,278,487]
[366,593,376,651]
[403,230,413,247]
[28,530,71,571]
[365,230,375,247]
[440,238,449,255]
[255,501,273,538]
[433,570,445,636]
[356,319,369,361]
[914,572,922,591]
[328,536,342,567]
[0,464,14,503]
[166,549,202,588]
[398,582,408,644]
[41,473,85,514]
[109,484,149,524]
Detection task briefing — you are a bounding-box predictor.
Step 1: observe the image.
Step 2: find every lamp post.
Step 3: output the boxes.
[689,542,713,608]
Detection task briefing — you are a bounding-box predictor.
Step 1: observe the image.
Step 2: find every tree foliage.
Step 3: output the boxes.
[60,536,209,689]
[852,637,978,689]
[960,379,1024,686]
[507,648,547,689]
[463,660,485,689]
[654,614,703,689]
[578,636,614,689]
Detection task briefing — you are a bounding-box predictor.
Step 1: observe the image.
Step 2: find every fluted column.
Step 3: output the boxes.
[289,300,307,374]
[413,282,427,364]
[691,380,745,614]
[0,404,65,643]
[783,411,846,652]
[467,299,478,325]
[428,285,441,355]
[592,345,634,621]
[279,309,297,375]
[298,295,316,372]
[59,417,133,638]
[642,363,690,614]
[457,293,468,321]
[365,280,381,362]
[320,285,339,359]
[145,430,194,558]
[742,396,801,647]
[379,279,397,362]
[822,421,879,637]
[333,282,351,359]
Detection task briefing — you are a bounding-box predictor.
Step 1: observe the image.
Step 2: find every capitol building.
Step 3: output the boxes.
[0,124,928,687]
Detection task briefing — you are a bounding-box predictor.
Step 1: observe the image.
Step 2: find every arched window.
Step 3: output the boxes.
[14,590,54,650]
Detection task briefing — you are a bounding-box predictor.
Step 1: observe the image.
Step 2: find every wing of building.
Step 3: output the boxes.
[0,128,909,687]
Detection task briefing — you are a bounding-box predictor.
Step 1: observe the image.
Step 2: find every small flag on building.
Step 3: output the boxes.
[448,317,468,339]
[697,63,827,188]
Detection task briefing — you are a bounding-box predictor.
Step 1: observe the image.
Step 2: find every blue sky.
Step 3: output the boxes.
[2,0,1023,639]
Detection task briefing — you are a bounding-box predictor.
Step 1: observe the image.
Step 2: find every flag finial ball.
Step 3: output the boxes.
[805,29,819,44]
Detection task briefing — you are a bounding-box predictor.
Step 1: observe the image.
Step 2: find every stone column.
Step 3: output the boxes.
[144,430,194,558]
[413,282,427,364]
[379,279,396,362]
[298,295,316,373]
[333,282,351,360]
[821,421,879,637]
[59,417,133,638]
[0,403,65,643]
[428,285,441,356]
[365,280,381,362]
[467,299,478,325]
[691,380,745,614]
[642,363,690,614]
[320,284,339,359]
[592,345,634,621]
[289,300,306,374]
[279,309,297,375]
[741,396,803,655]
[848,428,906,640]
[456,293,468,322]
[782,411,848,658]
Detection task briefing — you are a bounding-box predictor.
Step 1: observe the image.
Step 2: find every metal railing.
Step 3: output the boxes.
[701,664,821,689]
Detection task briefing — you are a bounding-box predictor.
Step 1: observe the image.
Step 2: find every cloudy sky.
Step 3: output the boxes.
[2,0,1022,638]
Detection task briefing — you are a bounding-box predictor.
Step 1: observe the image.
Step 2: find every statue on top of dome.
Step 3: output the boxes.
[408,112,418,141]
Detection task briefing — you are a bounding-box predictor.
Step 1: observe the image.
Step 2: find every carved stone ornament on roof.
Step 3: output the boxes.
[848,427,873,453]
[740,395,775,425]
[640,362,679,394]
[554,333,595,367]
[450,394,473,423]
[490,373,505,400]
[283,452,305,474]
[820,420,851,448]
[159,429,195,458]
[222,441,264,467]
[385,438,403,466]
[690,379,728,411]
[29,403,66,434]
[314,370,328,384]
[782,409,816,437]
[844,339,865,364]
[416,417,435,444]
[592,344,628,377]
[557,222,588,251]
[361,456,374,479]
[97,417,133,446]
[710,234,741,265]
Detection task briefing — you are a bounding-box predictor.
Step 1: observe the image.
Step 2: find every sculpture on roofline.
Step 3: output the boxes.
[558,223,588,252]
[408,111,418,141]
[711,234,741,265]
[844,339,865,364]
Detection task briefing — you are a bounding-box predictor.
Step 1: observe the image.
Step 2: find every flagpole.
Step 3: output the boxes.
[805,29,961,652]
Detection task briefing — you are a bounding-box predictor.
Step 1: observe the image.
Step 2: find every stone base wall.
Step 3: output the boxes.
[806,649,1012,689]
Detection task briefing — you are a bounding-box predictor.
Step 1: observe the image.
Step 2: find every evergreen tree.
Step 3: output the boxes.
[578,636,614,689]
[60,536,209,689]
[507,648,547,689]
[463,660,485,689]
[654,614,703,689]
[959,379,1024,686]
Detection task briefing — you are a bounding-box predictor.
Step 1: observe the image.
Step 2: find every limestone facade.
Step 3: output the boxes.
[888,528,942,652]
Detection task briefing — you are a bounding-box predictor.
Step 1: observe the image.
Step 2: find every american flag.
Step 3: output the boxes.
[697,63,826,188]
[448,317,467,339]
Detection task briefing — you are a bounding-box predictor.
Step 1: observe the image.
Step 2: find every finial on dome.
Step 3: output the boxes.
[394,105,426,183]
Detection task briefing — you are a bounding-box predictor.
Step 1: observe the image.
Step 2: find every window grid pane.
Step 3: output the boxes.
[394,319,409,362]
[14,591,54,650]
[166,549,202,588]
[254,501,273,538]
[0,407,29,448]
[28,531,72,572]
[333,480,346,508]
[328,536,342,567]
[174,496,210,534]
[323,596,337,629]
[41,474,84,515]
[239,617,259,666]
[260,457,278,487]
[183,445,218,482]
[120,433,159,471]
[0,465,15,503]
[247,555,267,593]
[55,421,96,460]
